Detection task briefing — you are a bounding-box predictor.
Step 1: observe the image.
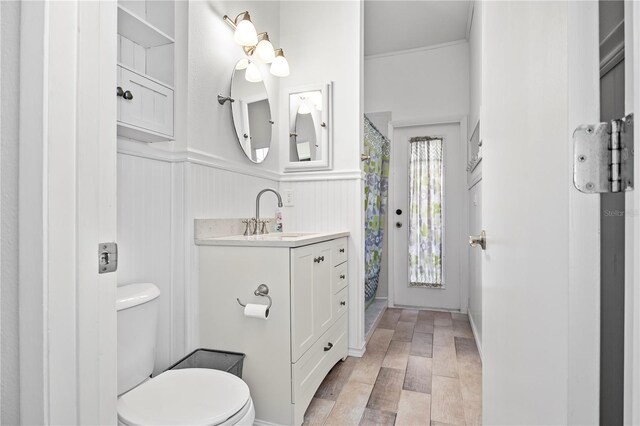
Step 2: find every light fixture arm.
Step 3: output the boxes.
[223,11,251,30]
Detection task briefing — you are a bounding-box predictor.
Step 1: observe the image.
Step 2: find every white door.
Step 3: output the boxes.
[391,122,465,310]
[480,2,627,424]
[18,2,118,423]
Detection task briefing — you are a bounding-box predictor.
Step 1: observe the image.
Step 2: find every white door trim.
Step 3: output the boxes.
[18,2,118,423]
[387,116,468,311]
[624,1,640,424]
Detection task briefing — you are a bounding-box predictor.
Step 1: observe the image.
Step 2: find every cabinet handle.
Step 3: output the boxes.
[117,86,124,97]
[123,90,133,100]
[324,342,333,351]
[314,256,325,263]
[340,301,346,306]
[340,274,346,279]
[339,248,345,253]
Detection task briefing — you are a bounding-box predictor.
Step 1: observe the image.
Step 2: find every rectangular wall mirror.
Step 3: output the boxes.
[284,82,332,172]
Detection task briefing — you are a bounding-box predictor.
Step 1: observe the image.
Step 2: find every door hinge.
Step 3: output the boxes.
[99,242,118,274]
[573,113,634,193]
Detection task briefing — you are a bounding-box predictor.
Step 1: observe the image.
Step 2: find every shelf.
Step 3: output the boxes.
[117,122,174,143]
[118,5,174,48]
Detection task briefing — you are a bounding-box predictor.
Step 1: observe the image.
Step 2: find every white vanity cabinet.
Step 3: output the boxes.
[197,234,348,426]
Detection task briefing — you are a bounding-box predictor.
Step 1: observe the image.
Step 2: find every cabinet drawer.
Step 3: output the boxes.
[117,65,174,137]
[291,314,347,412]
[332,262,348,294]
[332,238,348,266]
[334,287,348,319]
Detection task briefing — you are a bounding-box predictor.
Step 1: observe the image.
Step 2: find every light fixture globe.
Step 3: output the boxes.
[245,62,263,83]
[233,13,258,46]
[270,48,290,77]
[255,35,276,63]
[298,102,312,115]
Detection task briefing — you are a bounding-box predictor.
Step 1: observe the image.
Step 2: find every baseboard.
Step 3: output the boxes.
[365,304,387,343]
[348,343,366,358]
[467,310,483,362]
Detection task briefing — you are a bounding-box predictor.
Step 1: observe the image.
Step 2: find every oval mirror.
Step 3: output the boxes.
[230,61,272,163]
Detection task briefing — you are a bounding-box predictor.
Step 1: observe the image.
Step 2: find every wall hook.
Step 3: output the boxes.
[218,94,235,105]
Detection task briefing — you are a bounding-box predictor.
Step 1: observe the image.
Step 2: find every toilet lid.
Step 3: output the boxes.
[117,368,251,426]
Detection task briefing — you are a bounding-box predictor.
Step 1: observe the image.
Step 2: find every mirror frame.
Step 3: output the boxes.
[283,82,333,172]
[230,62,273,164]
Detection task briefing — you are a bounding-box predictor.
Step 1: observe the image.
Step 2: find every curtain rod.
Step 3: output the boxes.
[410,136,442,142]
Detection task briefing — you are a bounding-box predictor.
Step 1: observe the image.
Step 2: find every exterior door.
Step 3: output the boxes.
[391,122,464,310]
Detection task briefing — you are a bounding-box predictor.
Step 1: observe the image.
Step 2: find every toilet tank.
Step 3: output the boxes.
[116,283,161,396]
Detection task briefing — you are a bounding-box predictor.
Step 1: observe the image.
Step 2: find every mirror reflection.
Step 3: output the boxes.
[231,61,272,163]
[289,91,323,162]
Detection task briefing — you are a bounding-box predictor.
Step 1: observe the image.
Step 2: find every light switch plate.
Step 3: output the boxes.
[283,189,295,207]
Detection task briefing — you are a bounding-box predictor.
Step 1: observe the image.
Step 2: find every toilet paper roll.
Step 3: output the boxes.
[244,303,270,319]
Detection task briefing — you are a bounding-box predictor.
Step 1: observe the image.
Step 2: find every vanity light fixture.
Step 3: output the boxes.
[223,11,290,77]
[253,33,276,63]
[245,62,263,83]
[224,11,258,46]
[270,49,290,77]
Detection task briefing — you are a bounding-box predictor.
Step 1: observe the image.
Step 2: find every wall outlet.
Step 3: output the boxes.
[283,189,295,207]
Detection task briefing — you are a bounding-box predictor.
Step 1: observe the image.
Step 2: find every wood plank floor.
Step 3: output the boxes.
[303,309,482,426]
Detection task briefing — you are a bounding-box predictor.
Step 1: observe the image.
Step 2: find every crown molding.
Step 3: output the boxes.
[364,39,468,61]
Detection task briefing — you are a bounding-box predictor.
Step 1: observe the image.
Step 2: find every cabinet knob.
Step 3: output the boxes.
[324,342,334,351]
[339,248,345,253]
[340,301,346,306]
[340,274,346,279]
[123,90,133,100]
[116,86,124,97]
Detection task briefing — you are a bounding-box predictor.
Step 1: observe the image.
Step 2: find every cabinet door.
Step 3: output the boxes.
[118,66,174,136]
[291,245,316,361]
[291,242,334,362]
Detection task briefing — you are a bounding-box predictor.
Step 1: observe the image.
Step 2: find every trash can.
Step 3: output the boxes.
[166,348,246,379]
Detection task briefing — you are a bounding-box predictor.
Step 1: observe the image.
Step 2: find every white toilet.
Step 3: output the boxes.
[116,283,255,426]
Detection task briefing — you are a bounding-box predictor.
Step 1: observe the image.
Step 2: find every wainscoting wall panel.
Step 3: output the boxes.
[117,153,175,374]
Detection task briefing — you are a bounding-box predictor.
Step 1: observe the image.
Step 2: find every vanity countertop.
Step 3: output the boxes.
[195,231,349,248]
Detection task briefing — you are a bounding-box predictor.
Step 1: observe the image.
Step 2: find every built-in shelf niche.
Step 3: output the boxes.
[117,0,175,143]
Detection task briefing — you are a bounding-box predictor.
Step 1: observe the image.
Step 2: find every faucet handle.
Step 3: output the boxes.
[260,219,271,234]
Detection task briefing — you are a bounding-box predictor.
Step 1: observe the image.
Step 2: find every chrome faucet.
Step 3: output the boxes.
[255,188,283,235]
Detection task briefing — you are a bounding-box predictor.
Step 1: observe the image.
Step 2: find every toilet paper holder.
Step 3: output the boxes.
[237,284,272,312]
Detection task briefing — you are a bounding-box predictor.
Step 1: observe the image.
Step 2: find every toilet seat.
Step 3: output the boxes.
[117,368,251,426]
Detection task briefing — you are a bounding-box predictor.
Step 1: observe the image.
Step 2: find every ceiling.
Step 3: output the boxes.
[364,1,472,57]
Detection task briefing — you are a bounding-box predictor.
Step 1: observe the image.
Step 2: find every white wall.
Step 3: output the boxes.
[468,1,482,138]
[365,40,469,313]
[278,0,365,353]
[467,0,482,348]
[1,1,21,423]
[186,1,281,173]
[365,41,469,123]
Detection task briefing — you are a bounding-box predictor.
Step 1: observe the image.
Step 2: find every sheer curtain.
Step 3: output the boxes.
[408,137,443,288]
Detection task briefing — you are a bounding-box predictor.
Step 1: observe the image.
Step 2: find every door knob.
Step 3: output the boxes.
[469,230,486,250]
[396,222,402,228]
